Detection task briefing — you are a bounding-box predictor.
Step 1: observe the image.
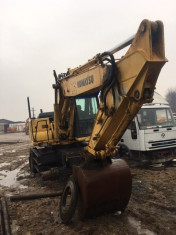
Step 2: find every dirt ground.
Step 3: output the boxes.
[0,133,176,235]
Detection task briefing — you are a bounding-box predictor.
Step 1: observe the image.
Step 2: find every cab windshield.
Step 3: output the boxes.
[75,96,98,137]
[137,108,175,129]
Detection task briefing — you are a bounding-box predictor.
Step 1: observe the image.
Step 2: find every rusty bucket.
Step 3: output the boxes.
[72,159,132,219]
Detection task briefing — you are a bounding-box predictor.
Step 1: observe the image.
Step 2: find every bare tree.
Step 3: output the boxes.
[166,89,176,113]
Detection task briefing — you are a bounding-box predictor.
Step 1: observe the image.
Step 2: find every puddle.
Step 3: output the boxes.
[128,216,157,235]
[0,158,28,169]
[19,184,28,189]
[4,149,16,153]
[0,149,16,155]
[19,155,27,158]
[114,211,122,216]
[0,163,29,188]
[0,162,11,168]
[0,169,21,187]
[11,220,20,234]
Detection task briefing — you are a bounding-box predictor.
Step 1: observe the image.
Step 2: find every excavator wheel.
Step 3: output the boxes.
[59,176,78,224]
[29,150,37,173]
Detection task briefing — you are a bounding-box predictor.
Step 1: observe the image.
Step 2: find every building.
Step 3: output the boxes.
[0,119,13,133]
[0,119,25,134]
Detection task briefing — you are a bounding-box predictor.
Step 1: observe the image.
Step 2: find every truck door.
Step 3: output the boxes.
[131,120,137,139]
[119,117,141,152]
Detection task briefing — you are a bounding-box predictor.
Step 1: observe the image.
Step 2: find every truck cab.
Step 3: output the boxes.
[119,92,176,164]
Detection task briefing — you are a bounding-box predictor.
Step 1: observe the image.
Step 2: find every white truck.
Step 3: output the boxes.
[119,92,176,166]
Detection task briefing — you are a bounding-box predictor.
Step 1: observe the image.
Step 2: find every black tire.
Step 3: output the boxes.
[119,145,132,159]
[29,151,37,173]
[59,176,78,224]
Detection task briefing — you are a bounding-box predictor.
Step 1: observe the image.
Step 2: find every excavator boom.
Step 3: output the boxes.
[54,20,166,158]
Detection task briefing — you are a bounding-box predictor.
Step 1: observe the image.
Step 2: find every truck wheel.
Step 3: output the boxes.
[119,145,132,159]
[59,176,78,224]
[29,153,37,173]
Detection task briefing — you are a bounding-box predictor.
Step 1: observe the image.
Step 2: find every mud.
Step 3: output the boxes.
[0,133,175,235]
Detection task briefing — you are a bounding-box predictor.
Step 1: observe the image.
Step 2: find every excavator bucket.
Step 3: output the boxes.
[72,159,132,219]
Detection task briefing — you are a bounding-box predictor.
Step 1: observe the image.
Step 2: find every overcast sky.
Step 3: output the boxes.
[0,0,176,121]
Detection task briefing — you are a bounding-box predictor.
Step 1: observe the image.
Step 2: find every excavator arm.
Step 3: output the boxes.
[88,20,166,158]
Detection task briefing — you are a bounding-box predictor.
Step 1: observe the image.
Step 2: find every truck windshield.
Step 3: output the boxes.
[137,108,175,129]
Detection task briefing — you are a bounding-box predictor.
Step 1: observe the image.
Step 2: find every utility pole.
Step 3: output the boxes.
[31,108,36,118]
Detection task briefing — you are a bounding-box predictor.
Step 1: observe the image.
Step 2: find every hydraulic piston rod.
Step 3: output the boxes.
[108,34,135,55]
[67,35,135,76]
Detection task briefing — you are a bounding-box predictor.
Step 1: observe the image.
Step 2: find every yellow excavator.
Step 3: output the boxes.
[28,19,167,223]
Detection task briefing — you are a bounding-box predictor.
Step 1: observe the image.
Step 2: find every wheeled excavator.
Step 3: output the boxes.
[28,19,167,223]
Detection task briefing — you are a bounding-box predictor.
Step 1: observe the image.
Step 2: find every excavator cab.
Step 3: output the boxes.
[74,94,99,137]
